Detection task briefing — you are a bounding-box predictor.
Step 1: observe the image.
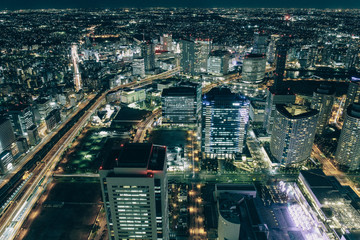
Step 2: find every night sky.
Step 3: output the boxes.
[0,0,360,10]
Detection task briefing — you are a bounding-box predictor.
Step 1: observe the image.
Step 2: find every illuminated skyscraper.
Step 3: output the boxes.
[270,104,318,165]
[180,39,195,75]
[263,36,295,134]
[242,53,266,84]
[263,88,296,134]
[99,143,169,240]
[311,84,335,135]
[194,39,212,73]
[141,41,155,71]
[273,36,289,91]
[202,87,250,159]
[335,103,360,171]
[161,82,202,125]
[207,50,230,75]
[343,76,360,119]
[252,31,268,55]
[267,34,280,64]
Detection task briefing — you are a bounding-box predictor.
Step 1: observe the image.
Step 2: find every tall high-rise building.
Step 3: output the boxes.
[8,105,35,136]
[252,31,268,55]
[263,36,295,134]
[194,39,212,73]
[242,53,267,84]
[270,104,318,165]
[180,39,195,75]
[0,118,16,154]
[202,87,250,159]
[132,58,146,78]
[311,84,335,135]
[207,50,230,75]
[161,82,202,125]
[343,76,360,119]
[99,143,169,240]
[263,88,296,134]
[160,34,172,52]
[141,41,155,71]
[335,103,360,171]
[267,34,280,64]
[274,36,289,92]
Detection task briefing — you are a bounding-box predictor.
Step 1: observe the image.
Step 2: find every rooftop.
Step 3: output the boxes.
[277,104,318,119]
[101,143,166,171]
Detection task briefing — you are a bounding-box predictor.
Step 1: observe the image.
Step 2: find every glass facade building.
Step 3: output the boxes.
[202,87,250,159]
[99,143,169,240]
[310,84,335,135]
[335,104,360,171]
[270,104,318,165]
[161,82,202,125]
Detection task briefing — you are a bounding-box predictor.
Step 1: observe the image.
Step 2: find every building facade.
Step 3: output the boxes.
[310,84,335,135]
[263,87,296,134]
[99,143,169,240]
[207,50,230,75]
[161,83,202,125]
[180,39,195,75]
[335,103,360,171]
[132,58,146,78]
[202,87,250,159]
[242,53,267,84]
[270,104,318,165]
[8,105,35,136]
[0,118,16,154]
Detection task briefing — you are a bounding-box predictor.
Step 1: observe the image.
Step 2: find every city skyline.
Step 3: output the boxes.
[1,0,360,10]
[0,6,359,240]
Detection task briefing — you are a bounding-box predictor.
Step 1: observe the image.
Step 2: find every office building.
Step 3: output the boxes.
[207,50,230,75]
[141,41,155,71]
[99,143,169,240]
[45,109,61,132]
[16,138,29,154]
[267,34,280,64]
[274,36,289,92]
[343,76,360,119]
[161,82,202,125]
[119,88,146,104]
[249,101,266,123]
[252,31,268,55]
[335,103,360,171]
[270,104,318,165]
[132,58,146,78]
[160,34,172,52]
[8,104,35,136]
[263,36,296,134]
[202,87,250,159]
[180,39,195,75]
[242,53,266,84]
[0,118,16,154]
[27,125,40,146]
[310,84,335,135]
[263,87,296,134]
[194,39,212,73]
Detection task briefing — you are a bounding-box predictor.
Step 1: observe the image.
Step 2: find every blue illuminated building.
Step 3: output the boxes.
[202,87,250,159]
